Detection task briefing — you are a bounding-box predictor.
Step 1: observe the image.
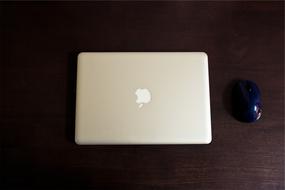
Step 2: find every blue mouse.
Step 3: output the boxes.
[232,80,262,122]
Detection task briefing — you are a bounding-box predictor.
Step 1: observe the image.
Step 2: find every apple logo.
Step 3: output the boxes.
[135,88,151,108]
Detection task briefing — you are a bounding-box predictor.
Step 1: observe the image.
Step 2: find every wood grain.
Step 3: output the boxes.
[1,2,284,190]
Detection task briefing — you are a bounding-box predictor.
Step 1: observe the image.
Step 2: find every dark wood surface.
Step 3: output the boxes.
[1,2,284,190]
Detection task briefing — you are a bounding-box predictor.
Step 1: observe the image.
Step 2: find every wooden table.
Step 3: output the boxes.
[1,2,284,190]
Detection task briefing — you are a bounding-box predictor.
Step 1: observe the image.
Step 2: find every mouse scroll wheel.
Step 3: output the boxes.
[245,84,252,92]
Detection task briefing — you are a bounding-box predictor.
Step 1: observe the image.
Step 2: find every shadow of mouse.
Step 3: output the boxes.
[222,78,242,119]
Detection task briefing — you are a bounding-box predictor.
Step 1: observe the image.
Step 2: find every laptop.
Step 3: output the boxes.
[75,52,212,144]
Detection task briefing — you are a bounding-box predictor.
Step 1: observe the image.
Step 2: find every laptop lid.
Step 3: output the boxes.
[75,52,211,144]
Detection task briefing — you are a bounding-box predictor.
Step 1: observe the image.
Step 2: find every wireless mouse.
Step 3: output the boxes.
[232,80,262,122]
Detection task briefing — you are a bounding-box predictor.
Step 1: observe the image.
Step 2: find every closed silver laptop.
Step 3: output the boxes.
[75,52,211,144]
